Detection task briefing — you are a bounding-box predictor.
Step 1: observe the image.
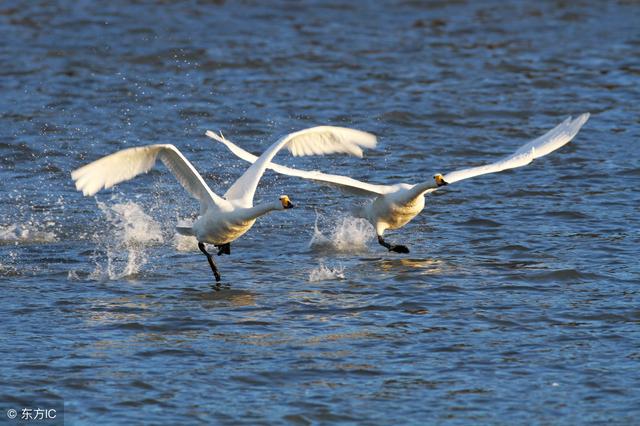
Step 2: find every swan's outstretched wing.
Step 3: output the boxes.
[207,126,378,206]
[71,144,224,212]
[439,113,590,186]
[206,130,390,197]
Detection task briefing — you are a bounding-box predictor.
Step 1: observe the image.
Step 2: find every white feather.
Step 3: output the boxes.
[285,126,377,158]
[442,113,590,184]
[71,144,224,213]
[209,126,377,206]
[206,130,388,197]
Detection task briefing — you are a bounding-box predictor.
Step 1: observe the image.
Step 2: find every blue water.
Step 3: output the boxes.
[1,1,639,424]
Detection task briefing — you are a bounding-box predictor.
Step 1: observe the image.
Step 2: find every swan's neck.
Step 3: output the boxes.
[405,180,439,200]
[238,200,283,220]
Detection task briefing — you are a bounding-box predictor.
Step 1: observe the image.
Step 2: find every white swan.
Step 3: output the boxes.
[207,113,590,253]
[71,126,377,281]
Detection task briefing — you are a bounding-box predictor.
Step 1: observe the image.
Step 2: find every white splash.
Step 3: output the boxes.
[173,233,198,252]
[173,217,198,252]
[309,213,374,253]
[0,223,57,244]
[308,263,345,282]
[90,201,164,280]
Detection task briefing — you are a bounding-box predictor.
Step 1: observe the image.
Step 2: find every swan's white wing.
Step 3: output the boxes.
[285,126,377,157]
[441,148,535,185]
[71,144,224,212]
[206,131,390,197]
[208,126,378,206]
[441,113,590,185]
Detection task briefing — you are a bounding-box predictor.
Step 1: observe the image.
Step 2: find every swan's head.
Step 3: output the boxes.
[279,195,294,209]
[433,174,448,187]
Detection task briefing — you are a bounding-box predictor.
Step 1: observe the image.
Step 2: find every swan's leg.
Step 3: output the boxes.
[377,235,410,254]
[198,242,221,282]
[216,243,231,256]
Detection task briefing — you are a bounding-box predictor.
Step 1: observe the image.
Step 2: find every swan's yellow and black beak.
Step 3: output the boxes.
[434,173,448,187]
[280,195,294,209]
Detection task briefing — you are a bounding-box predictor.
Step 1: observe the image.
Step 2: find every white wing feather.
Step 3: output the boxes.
[71,144,224,212]
[442,113,590,185]
[286,126,377,157]
[208,126,377,206]
[206,130,390,197]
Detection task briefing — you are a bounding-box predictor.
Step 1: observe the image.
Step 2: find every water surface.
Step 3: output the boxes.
[1,1,639,424]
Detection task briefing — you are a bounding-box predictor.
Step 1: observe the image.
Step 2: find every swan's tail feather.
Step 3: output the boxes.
[176,226,195,236]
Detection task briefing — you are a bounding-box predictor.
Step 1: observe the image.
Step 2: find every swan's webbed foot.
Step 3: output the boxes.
[216,243,231,256]
[390,244,410,253]
[198,242,221,282]
[377,235,410,254]
[210,282,231,291]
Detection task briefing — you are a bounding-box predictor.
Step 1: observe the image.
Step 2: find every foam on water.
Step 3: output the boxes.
[308,263,346,282]
[90,201,164,280]
[309,212,375,253]
[0,223,57,245]
[0,262,18,277]
[67,270,80,281]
